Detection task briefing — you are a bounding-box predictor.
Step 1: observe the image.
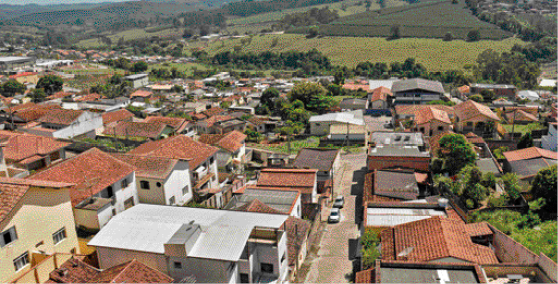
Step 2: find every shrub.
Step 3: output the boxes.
[443,32,453,41]
[467,29,480,42]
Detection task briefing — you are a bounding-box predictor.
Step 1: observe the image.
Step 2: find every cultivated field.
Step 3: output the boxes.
[298,0,512,39]
[186,34,524,71]
[77,28,183,48]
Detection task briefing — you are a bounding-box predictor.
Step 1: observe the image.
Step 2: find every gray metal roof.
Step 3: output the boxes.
[124,73,148,80]
[339,98,368,108]
[392,78,444,94]
[293,148,339,171]
[309,110,364,125]
[370,132,425,147]
[470,83,516,89]
[375,170,419,200]
[366,208,446,227]
[0,56,33,63]
[224,188,299,213]
[380,267,479,283]
[88,204,288,261]
[368,79,397,90]
[369,146,429,157]
[476,158,501,175]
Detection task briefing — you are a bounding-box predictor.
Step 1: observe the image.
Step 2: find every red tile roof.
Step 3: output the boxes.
[29,148,135,206]
[75,93,101,102]
[505,110,538,123]
[343,83,370,92]
[454,100,499,122]
[38,109,84,125]
[457,85,470,94]
[395,105,455,118]
[0,131,70,164]
[257,169,317,195]
[381,216,499,264]
[284,216,312,267]
[464,132,486,145]
[466,222,493,237]
[370,86,393,102]
[201,115,234,128]
[202,107,225,117]
[130,90,153,98]
[47,91,73,100]
[415,106,451,125]
[234,198,287,215]
[9,72,38,79]
[198,130,246,153]
[0,177,73,222]
[14,104,62,122]
[111,153,180,180]
[128,135,217,169]
[503,147,558,162]
[102,109,134,125]
[103,121,170,139]
[355,268,375,283]
[247,116,266,126]
[143,116,188,133]
[49,257,173,283]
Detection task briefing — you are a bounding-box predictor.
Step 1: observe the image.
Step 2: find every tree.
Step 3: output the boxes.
[131,61,148,72]
[172,84,184,93]
[480,89,495,102]
[307,26,319,38]
[288,82,332,113]
[530,165,557,218]
[390,25,401,39]
[517,132,533,149]
[501,173,522,202]
[28,88,46,103]
[1,80,26,97]
[437,133,477,175]
[443,32,453,41]
[199,25,211,36]
[466,29,480,42]
[470,94,483,102]
[183,28,194,38]
[333,69,345,85]
[261,87,280,109]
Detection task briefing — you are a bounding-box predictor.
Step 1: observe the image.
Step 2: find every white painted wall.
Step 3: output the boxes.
[163,160,193,205]
[95,173,138,214]
[169,256,236,283]
[290,195,302,218]
[50,112,103,139]
[96,246,167,272]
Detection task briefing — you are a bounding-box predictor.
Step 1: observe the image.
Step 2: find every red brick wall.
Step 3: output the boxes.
[367,156,430,171]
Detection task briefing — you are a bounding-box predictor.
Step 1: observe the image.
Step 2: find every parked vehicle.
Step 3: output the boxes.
[328,208,341,223]
[333,195,344,208]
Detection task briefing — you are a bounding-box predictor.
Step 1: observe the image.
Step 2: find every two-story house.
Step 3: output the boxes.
[0,178,80,283]
[124,74,149,89]
[23,109,103,139]
[28,148,138,231]
[102,121,175,142]
[88,204,290,284]
[392,78,444,105]
[199,130,247,173]
[453,100,500,135]
[542,122,557,152]
[128,135,220,203]
[413,106,452,137]
[111,154,193,206]
[143,116,195,136]
[292,148,340,200]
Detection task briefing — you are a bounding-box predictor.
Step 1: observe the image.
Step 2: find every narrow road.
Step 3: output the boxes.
[303,152,366,283]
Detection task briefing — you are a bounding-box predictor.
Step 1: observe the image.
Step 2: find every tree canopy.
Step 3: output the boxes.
[1,80,26,97]
[436,133,477,175]
[36,75,64,96]
[530,165,557,219]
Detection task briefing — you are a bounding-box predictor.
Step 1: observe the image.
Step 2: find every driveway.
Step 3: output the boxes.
[303,152,367,283]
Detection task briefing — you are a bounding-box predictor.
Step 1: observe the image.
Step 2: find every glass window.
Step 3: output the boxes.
[174,261,182,269]
[182,186,189,196]
[169,196,175,205]
[240,273,249,283]
[52,227,66,245]
[140,181,150,190]
[121,178,129,188]
[209,157,214,164]
[13,252,29,271]
[0,226,17,247]
[261,263,273,273]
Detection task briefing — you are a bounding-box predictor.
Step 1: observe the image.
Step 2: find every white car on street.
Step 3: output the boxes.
[328,208,341,223]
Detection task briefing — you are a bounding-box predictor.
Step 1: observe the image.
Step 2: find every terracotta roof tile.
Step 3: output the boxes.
[381,216,499,264]
[13,104,61,122]
[503,147,558,162]
[257,169,317,195]
[466,222,493,237]
[395,105,455,117]
[415,106,451,125]
[464,132,486,145]
[202,107,225,117]
[130,90,153,98]
[111,153,180,180]
[128,135,217,169]
[29,148,135,206]
[293,148,339,172]
[454,100,499,122]
[247,117,265,126]
[234,198,286,215]
[428,131,455,157]
[505,110,538,123]
[103,121,170,139]
[102,109,134,125]
[38,109,84,125]
[47,91,73,100]
[284,216,311,267]
[75,93,101,102]
[0,131,70,164]
[143,116,188,133]
[199,131,246,153]
[370,86,393,102]
[355,268,375,283]
[201,115,234,128]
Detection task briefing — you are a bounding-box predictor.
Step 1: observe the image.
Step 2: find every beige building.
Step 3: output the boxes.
[0,178,80,283]
[454,100,500,135]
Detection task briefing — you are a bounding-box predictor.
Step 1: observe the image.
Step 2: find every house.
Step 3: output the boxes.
[502,147,558,183]
[48,257,173,283]
[101,109,134,126]
[391,78,444,105]
[213,118,246,135]
[23,109,103,139]
[342,82,370,93]
[8,72,39,85]
[491,97,515,108]
[292,148,340,199]
[128,135,220,203]
[453,100,499,135]
[453,85,471,100]
[368,169,427,201]
[102,121,174,142]
[284,216,311,280]
[0,56,35,71]
[328,124,369,146]
[0,103,61,126]
[309,110,365,136]
[0,178,79,283]
[111,154,193,206]
[196,115,236,134]
[362,202,448,227]
[198,130,246,172]
[143,116,193,135]
[124,74,149,89]
[413,106,452,137]
[369,132,426,148]
[73,93,102,102]
[129,90,153,102]
[224,187,302,217]
[380,216,499,264]
[246,117,267,133]
[469,83,517,101]
[517,90,540,101]
[355,260,487,283]
[541,122,557,152]
[0,131,69,173]
[368,87,393,109]
[504,109,538,124]
[88,204,290,284]
[367,145,430,172]
[28,148,138,231]
[393,105,455,124]
[339,98,369,111]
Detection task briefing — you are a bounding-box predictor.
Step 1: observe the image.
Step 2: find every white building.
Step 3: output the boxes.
[124,74,149,89]
[309,110,365,136]
[24,109,102,139]
[88,204,290,284]
[542,122,557,152]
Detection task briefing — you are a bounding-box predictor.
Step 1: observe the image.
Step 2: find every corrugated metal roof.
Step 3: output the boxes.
[309,110,365,125]
[88,204,287,261]
[366,208,446,227]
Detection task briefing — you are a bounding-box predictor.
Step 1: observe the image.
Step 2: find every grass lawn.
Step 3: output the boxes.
[249,136,320,154]
[501,123,545,135]
[186,34,524,72]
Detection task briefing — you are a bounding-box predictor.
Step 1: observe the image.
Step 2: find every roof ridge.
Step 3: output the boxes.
[109,259,135,283]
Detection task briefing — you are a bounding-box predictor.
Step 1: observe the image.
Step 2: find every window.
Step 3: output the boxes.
[140,181,150,190]
[156,182,162,188]
[169,196,175,205]
[121,178,129,188]
[437,126,444,131]
[124,197,135,210]
[240,273,249,283]
[173,261,182,269]
[52,227,66,245]
[106,186,114,198]
[182,186,189,196]
[281,253,286,264]
[261,263,273,274]
[0,226,17,247]
[466,122,473,127]
[209,157,214,164]
[13,252,29,271]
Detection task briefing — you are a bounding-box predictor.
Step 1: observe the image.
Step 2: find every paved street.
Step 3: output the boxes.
[303,152,367,283]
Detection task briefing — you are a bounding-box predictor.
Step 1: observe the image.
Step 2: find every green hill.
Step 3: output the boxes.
[291,0,513,39]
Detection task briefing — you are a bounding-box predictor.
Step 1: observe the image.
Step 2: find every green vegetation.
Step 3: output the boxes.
[298,0,511,39]
[249,136,320,154]
[0,80,26,97]
[360,228,381,270]
[530,165,557,219]
[433,133,477,175]
[501,123,545,135]
[187,34,524,72]
[77,138,134,152]
[36,75,64,96]
[77,28,182,48]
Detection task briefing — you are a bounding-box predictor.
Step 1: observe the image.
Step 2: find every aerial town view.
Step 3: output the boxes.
[0,0,556,283]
